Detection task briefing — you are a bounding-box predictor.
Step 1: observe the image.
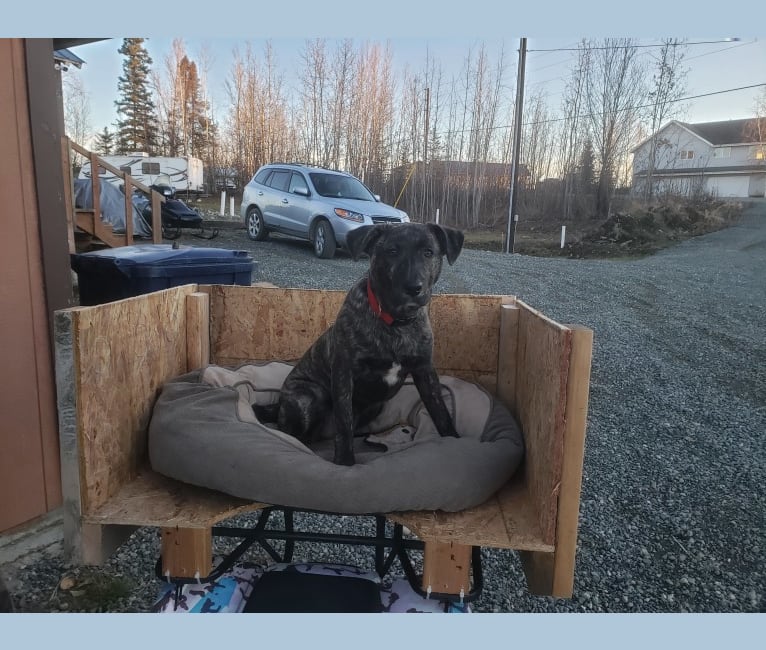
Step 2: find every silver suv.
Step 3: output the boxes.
[240,163,409,258]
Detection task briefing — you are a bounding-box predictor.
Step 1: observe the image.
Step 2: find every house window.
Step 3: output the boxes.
[679,150,695,160]
[142,162,161,174]
[752,146,765,160]
[713,147,731,159]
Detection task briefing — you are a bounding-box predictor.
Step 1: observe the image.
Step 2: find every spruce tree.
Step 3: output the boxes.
[114,38,158,154]
[93,126,116,155]
[171,56,210,157]
[578,140,596,192]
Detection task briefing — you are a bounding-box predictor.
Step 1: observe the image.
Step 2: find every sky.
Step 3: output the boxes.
[5,0,763,143]
[67,35,765,141]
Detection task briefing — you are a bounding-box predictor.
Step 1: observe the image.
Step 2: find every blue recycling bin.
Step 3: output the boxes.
[71,244,255,306]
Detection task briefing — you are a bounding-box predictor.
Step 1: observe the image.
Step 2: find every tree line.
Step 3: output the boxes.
[67,37,693,229]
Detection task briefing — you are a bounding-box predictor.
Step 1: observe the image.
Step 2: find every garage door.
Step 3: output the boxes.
[749,174,766,197]
[705,176,750,198]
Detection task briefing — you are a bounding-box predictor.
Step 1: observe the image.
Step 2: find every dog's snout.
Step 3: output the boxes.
[405,283,423,297]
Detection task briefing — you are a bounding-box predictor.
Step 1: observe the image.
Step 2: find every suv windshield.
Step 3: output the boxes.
[309,172,375,201]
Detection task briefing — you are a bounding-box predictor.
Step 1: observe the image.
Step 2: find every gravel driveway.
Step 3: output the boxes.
[7,201,765,613]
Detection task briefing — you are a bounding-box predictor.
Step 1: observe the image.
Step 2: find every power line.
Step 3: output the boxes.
[519,82,766,128]
[524,39,757,98]
[526,38,742,53]
[376,80,765,158]
[401,82,766,141]
[684,39,754,62]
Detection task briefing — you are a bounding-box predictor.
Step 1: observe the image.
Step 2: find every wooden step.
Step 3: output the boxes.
[75,209,127,248]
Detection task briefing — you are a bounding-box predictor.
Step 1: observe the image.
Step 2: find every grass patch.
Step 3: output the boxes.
[49,568,134,612]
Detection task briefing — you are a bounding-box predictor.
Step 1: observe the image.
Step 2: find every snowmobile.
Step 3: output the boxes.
[140,173,218,240]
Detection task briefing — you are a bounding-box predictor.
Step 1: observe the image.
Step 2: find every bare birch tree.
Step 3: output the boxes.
[520,89,556,215]
[396,49,443,219]
[465,44,506,228]
[559,41,591,218]
[583,38,647,218]
[753,87,766,144]
[345,41,395,187]
[644,38,688,200]
[395,67,425,215]
[223,42,289,179]
[62,72,92,147]
[329,40,355,169]
[298,39,330,165]
[62,72,92,175]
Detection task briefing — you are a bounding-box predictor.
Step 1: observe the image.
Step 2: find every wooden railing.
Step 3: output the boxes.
[62,137,165,252]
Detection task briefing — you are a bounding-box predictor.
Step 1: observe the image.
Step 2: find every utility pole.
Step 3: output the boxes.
[423,86,430,219]
[506,37,527,253]
[423,86,430,166]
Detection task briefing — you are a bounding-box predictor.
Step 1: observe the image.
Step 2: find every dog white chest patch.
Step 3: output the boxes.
[384,363,402,386]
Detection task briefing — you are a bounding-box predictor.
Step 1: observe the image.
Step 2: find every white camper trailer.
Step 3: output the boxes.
[79,154,205,194]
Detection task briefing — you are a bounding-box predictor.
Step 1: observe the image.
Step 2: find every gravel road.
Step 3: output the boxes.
[5,201,764,613]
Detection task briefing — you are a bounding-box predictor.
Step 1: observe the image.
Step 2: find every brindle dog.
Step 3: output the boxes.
[277,222,464,465]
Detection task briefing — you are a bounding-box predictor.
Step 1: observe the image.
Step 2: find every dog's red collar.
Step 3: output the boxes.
[367,280,395,325]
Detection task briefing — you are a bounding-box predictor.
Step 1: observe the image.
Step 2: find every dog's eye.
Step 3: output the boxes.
[423,248,434,258]
[386,247,399,257]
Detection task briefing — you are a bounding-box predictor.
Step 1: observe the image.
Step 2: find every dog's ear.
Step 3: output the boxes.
[346,225,383,261]
[427,224,464,265]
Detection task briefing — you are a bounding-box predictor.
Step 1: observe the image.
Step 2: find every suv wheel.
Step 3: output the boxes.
[246,206,268,241]
[313,220,336,259]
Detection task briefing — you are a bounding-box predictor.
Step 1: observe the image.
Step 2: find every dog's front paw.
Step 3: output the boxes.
[333,451,356,466]
[439,423,460,438]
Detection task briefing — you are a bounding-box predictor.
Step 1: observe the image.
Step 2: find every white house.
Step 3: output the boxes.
[632,119,766,199]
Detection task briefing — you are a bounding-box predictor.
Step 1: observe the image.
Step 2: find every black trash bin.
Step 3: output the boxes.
[71,244,256,306]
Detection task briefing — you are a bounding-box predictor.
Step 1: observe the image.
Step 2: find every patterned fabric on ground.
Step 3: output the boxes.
[381,578,471,613]
[151,562,262,613]
[152,562,471,613]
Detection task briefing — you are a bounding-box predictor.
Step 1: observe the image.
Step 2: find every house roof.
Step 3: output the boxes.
[53,49,85,69]
[678,119,764,145]
[633,118,765,152]
[52,38,106,50]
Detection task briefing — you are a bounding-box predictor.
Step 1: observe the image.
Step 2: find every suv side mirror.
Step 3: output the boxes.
[374,194,381,202]
[293,187,310,197]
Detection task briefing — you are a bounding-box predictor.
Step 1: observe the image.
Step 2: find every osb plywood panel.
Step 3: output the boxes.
[208,285,346,365]
[389,476,553,552]
[515,301,571,547]
[429,295,512,376]
[209,286,512,378]
[496,304,520,416]
[84,469,263,528]
[74,287,196,514]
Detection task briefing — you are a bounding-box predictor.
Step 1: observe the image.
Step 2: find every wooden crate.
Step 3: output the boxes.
[55,284,592,597]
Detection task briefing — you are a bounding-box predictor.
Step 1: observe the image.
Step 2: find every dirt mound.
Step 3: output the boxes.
[563,200,742,258]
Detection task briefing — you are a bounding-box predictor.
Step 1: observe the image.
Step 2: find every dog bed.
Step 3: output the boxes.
[148,362,524,514]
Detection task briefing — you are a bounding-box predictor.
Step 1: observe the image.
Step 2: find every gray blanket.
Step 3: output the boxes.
[148,363,524,514]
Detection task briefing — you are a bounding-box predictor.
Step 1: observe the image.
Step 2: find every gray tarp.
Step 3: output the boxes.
[74,179,152,238]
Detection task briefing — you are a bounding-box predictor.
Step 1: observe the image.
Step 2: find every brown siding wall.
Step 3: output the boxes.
[0,38,63,531]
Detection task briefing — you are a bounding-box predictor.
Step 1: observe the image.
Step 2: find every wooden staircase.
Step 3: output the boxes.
[62,137,165,252]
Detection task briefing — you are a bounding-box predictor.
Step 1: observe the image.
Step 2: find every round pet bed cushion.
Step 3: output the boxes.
[148,362,524,514]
